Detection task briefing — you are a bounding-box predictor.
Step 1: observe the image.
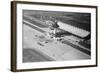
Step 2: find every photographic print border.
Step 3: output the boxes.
[11,1,98,72]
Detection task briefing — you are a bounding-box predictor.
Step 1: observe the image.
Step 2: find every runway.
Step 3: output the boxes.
[23,21,90,62]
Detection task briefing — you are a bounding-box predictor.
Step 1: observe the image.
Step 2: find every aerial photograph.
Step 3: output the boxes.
[22,10,91,63]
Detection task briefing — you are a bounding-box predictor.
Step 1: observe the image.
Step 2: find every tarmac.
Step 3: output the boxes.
[23,17,90,62]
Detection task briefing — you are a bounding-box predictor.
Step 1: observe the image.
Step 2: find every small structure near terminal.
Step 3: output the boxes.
[45,20,61,40]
